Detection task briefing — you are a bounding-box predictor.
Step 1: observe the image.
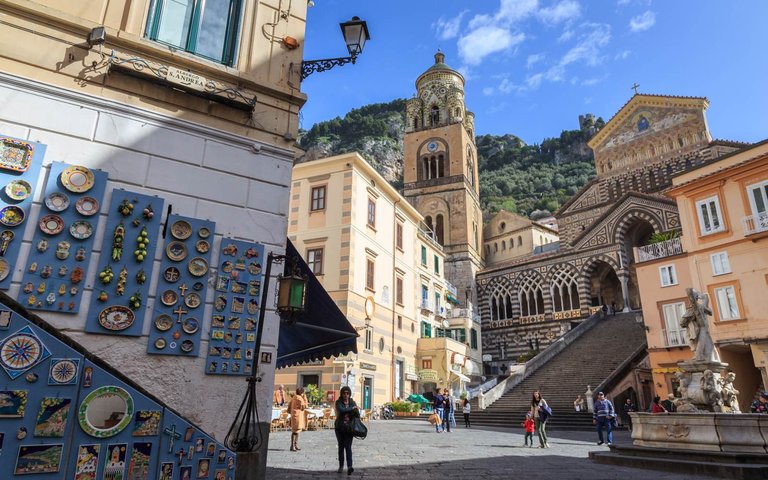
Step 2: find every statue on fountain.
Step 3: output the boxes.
[718,372,741,413]
[680,288,719,363]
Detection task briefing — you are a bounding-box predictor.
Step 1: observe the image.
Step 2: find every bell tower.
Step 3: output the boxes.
[403,51,484,307]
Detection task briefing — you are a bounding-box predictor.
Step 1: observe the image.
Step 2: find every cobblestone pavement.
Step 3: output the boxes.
[266,420,712,479]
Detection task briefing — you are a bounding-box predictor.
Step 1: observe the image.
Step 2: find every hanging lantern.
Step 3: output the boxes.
[277,270,306,318]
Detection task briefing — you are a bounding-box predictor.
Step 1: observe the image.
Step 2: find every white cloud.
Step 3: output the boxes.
[584,96,593,104]
[629,11,656,32]
[498,78,518,93]
[482,87,495,96]
[581,76,605,86]
[615,50,631,60]
[558,29,574,42]
[559,23,611,67]
[433,11,469,41]
[526,53,545,68]
[458,28,525,66]
[526,73,544,89]
[617,0,630,5]
[538,0,581,24]
[497,0,540,23]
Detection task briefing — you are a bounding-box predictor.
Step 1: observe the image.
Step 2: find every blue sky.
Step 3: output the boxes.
[299,0,766,145]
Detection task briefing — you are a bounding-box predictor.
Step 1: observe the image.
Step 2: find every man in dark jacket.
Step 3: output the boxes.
[433,390,446,433]
[593,392,616,446]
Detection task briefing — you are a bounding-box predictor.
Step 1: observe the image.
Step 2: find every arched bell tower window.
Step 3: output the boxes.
[435,214,445,245]
[467,147,475,187]
[455,107,461,118]
[420,153,447,180]
[430,105,440,126]
[425,215,434,238]
[413,116,419,129]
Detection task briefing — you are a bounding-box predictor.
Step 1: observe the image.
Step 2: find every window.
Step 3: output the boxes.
[747,179,768,232]
[395,276,404,305]
[365,259,375,291]
[396,222,403,250]
[310,186,326,211]
[659,265,678,287]
[714,285,740,320]
[397,315,402,330]
[421,285,429,308]
[696,195,725,235]
[420,321,432,338]
[364,327,373,351]
[434,255,440,275]
[517,236,523,247]
[489,284,514,321]
[434,292,441,312]
[306,248,324,275]
[422,359,432,369]
[710,252,731,276]
[145,0,243,66]
[367,198,376,227]
[421,246,427,266]
[662,302,687,346]
[550,266,580,312]
[518,273,545,317]
[471,329,478,350]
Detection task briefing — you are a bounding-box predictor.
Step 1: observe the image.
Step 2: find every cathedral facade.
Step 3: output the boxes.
[476,94,746,367]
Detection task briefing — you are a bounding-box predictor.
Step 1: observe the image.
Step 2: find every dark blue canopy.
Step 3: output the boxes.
[276,240,358,368]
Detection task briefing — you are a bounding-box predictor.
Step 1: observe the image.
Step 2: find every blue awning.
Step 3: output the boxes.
[277,240,358,368]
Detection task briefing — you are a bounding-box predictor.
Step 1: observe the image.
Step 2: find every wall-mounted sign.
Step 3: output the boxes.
[418,369,438,382]
[166,67,206,92]
[359,362,376,371]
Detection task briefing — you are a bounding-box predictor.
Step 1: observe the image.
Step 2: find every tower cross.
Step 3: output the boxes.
[631,82,640,94]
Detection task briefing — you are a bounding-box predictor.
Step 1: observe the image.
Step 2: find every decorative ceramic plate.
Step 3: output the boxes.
[154,314,173,332]
[193,282,204,291]
[248,262,262,275]
[69,221,93,240]
[180,340,194,353]
[154,338,166,350]
[182,317,199,334]
[198,227,210,238]
[44,192,70,212]
[188,257,208,277]
[166,241,188,262]
[5,180,32,201]
[161,289,178,306]
[49,359,78,384]
[0,206,25,227]
[75,196,99,216]
[170,220,192,240]
[98,305,135,331]
[0,258,9,281]
[196,240,210,254]
[184,292,202,309]
[39,214,64,235]
[60,165,95,193]
[0,326,50,379]
[214,296,227,312]
[221,261,234,273]
[0,138,33,172]
[163,266,180,283]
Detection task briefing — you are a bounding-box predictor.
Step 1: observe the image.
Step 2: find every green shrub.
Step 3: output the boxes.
[517,349,539,363]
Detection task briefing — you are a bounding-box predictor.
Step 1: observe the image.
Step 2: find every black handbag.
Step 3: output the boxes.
[350,417,368,439]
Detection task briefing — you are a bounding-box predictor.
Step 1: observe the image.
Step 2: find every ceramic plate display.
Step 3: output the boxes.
[188,257,208,277]
[196,240,210,253]
[170,220,192,240]
[5,179,32,201]
[0,205,25,227]
[154,314,173,331]
[184,292,201,309]
[0,137,33,172]
[164,266,181,283]
[180,340,194,353]
[0,326,51,380]
[75,196,100,216]
[193,282,204,291]
[154,338,166,349]
[44,192,70,212]
[39,214,64,235]
[98,306,135,331]
[69,221,93,240]
[60,165,95,193]
[161,289,178,306]
[166,241,188,262]
[0,258,9,281]
[182,317,199,334]
[198,227,210,238]
[247,262,262,275]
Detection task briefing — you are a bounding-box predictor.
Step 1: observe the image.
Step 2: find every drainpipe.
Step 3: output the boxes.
[391,199,400,402]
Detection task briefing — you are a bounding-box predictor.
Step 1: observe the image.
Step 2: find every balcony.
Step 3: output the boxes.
[420,299,433,313]
[662,328,688,348]
[634,237,683,263]
[743,212,768,236]
[435,305,447,319]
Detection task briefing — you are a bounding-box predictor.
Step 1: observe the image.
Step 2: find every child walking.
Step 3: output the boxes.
[522,413,535,447]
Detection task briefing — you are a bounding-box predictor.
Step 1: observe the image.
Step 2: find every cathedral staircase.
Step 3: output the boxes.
[468,312,647,431]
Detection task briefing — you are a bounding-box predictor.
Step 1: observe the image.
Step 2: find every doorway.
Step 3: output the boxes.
[362,376,373,410]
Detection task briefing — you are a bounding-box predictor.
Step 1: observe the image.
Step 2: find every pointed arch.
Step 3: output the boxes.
[488,280,515,321]
[514,270,545,318]
[611,209,664,244]
[546,264,581,312]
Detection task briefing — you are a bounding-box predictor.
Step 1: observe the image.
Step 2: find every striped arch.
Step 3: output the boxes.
[545,263,581,313]
[487,280,515,321]
[513,269,547,318]
[477,276,513,324]
[579,254,621,308]
[611,208,664,245]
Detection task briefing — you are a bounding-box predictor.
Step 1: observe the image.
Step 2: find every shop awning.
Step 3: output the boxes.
[452,371,471,383]
[445,293,460,305]
[277,240,358,368]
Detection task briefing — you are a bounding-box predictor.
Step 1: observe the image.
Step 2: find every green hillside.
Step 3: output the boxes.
[299,99,601,219]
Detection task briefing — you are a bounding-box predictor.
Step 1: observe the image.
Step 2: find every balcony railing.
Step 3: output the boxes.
[743,212,768,236]
[662,328,688,348]
[634,237,683,263]
[420,299,433,313]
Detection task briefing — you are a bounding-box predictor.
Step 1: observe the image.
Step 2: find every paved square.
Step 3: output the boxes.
[266,420,713,479]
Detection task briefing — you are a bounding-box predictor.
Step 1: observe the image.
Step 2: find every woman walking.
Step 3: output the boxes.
[334,386,359,475]
[462,398,471,428]
[288,387,308,451]
[530,390,551,448]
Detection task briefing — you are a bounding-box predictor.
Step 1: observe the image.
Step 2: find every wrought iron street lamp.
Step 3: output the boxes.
[300,16,370,80]
[225,252,307,452]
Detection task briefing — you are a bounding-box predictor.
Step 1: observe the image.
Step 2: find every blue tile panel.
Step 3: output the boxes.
[85,189,165,337]
[205,239,265,376]
[19,162,109,314]
[0,301,236,479]
[147,214,215,357]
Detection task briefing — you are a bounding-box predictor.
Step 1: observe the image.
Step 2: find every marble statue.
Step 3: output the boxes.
[700,369,722,412]
[680,288,719,363]
[718,372,741,413]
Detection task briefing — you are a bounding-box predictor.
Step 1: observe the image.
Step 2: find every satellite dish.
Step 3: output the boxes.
[442,319,450,328]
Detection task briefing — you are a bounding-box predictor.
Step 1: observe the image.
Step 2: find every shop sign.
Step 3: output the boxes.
[167,67,207,92]
[418,369,438,382]
[360,362,377,371]
[405,373,419,381]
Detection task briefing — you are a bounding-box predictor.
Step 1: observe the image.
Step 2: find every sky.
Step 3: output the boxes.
[299,0,767,145]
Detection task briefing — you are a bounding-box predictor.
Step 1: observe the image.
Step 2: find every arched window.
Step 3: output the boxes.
[435,214,445,245]
[494,243,498,253]
[485,245,491,256]
[455,107,461,118]
[550,266,580,312]
[430,105,440,126]
[518,273,544,317]
[437,154,445,178]
[429,156,438,179]
[466,147,475,187]
[517,236,523,247]
[413,116,419,129]
[501,240,506,251]
[425,216,433,239]
[489,283,514,321]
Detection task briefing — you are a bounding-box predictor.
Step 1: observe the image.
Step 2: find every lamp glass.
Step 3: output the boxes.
[277,275,306,312]
[340,17,369,56]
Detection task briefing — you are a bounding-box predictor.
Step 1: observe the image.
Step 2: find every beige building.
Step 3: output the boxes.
[277,152,480,408]
[483,210,559,266]
[635,140,768,409]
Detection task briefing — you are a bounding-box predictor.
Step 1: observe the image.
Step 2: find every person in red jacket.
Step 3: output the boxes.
[650,395,668,414]
[522,412,535,447]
